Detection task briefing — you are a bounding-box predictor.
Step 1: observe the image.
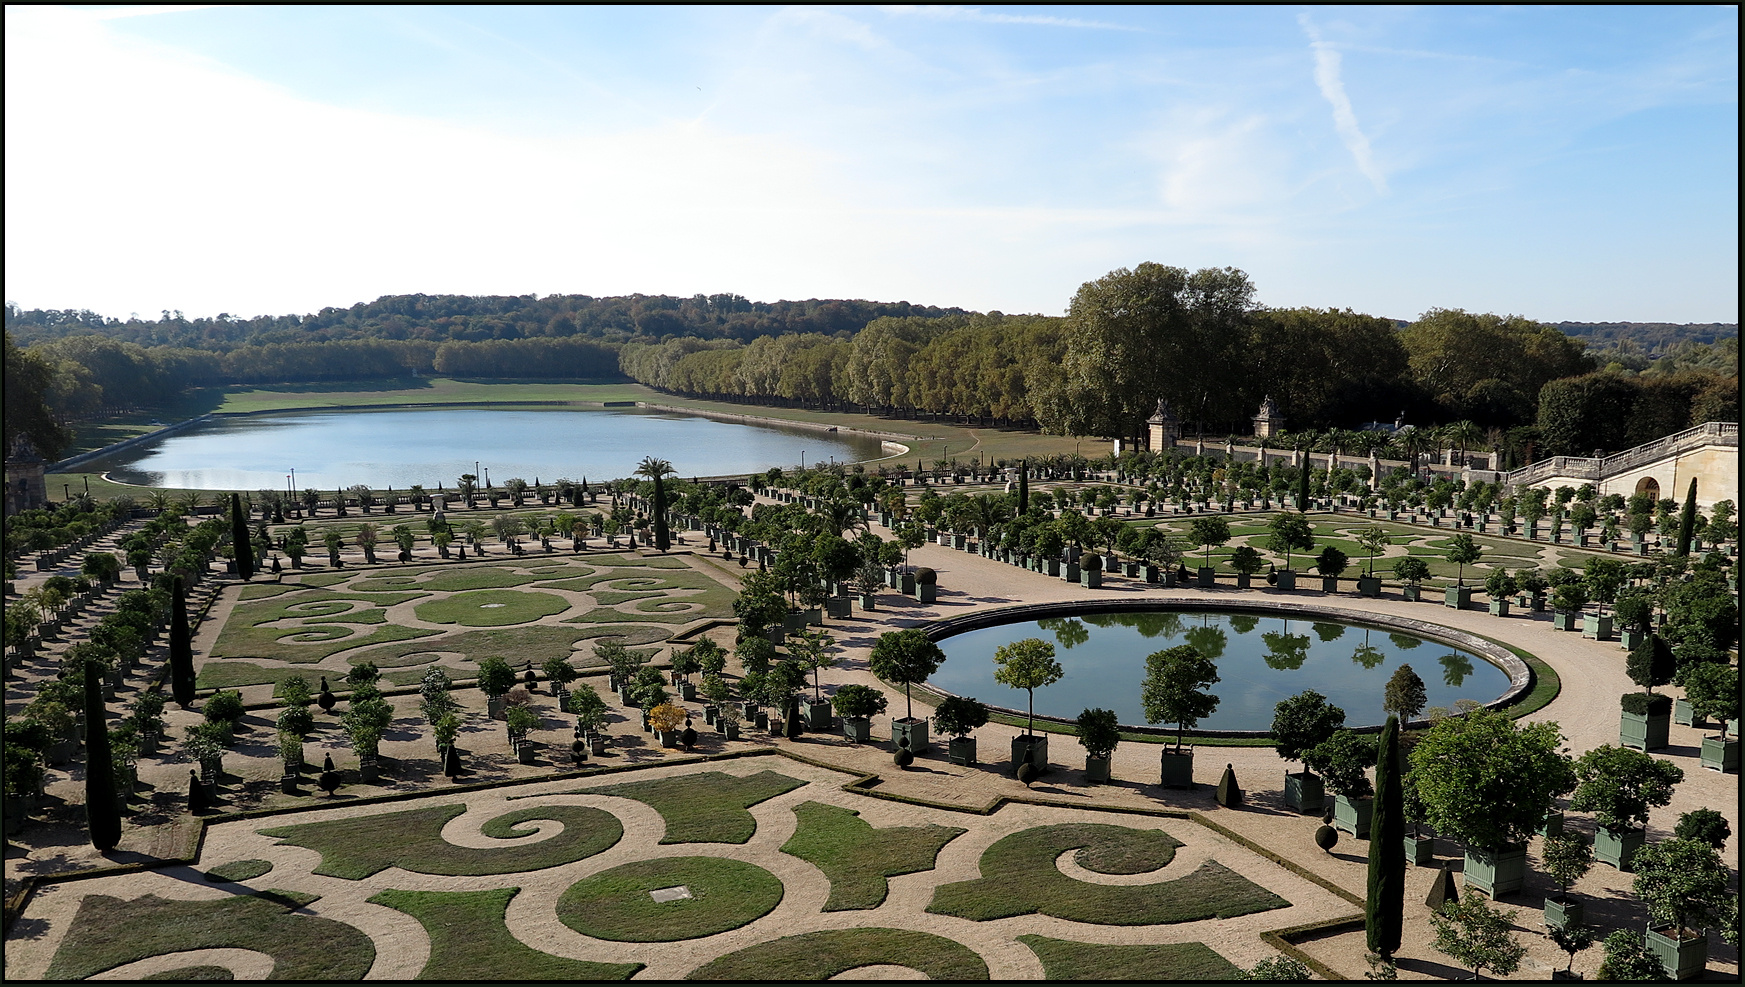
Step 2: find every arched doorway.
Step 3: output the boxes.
[1634,477,1660,500]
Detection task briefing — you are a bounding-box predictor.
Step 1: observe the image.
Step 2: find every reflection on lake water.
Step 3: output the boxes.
[85,407,892,491]
[932,611,1507,731]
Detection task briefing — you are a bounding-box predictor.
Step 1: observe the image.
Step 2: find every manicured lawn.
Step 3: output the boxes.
[584,770,805,844]
[261,803,622,879]
[414,588,573,626]
[687,928,990,980]
[370,887,641,980]
[928,823,1288,924]
[1018,936,1242,980]
[779,801,965,911]
[45,893,374,981]
[353,563,591,593]
[212,588,435,664]
[203,858,274,882]
[556,856,783,942]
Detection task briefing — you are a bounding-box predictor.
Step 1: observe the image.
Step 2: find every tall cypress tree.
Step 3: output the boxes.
[84,668,122,851]
[169,577,197,707]
[1018,460,1029,515]
[1298,459,1311,510]
[1675,477,1698,557]
[229,492,254,580]
[1366,714,1405,958]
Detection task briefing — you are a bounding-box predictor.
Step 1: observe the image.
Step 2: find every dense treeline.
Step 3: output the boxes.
[5,271,1737,464]
[3,294,966,350]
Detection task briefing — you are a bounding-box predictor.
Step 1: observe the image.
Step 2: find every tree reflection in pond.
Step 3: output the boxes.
[1439,652,1475,687]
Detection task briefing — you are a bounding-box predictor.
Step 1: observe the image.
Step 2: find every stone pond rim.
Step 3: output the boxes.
[917,598,1534,739]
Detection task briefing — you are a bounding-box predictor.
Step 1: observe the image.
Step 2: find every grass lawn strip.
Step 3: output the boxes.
[927,822,1288,924]
[686,928,990,981]
[352,565,576,593]
[370,888,641,980]
[259,803,622,879]
[210,620,441,664]
[582,770,806,844]
[347,623,669,671]
[141,965,238,980]
[1017,936,1242,980]
[779,801,966,911]
[43,893,374,981]
[556,856,783,942]
[203,859,273,882]
[413,588,573,626]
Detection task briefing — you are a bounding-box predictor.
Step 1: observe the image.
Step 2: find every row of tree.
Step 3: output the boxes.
[7,267,1737,462]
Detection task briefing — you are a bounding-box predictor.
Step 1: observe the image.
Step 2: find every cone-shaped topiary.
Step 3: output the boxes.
[169,577,196,707]
[83,670,121,851]
[1675,477,1697,557]
[1366,715,1406,959]
[230,492,253,580]
[1425,865,1459,910]
[1216,763,1242,807]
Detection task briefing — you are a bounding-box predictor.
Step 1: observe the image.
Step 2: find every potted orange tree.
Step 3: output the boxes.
[1142,644,1219,787]
[933,695,988,766]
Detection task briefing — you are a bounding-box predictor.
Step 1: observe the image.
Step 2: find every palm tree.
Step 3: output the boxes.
[634,457,677,552]
[1444,420,1483,469]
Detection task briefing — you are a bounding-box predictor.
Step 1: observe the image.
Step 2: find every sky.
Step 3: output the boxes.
[5,5,1738,324]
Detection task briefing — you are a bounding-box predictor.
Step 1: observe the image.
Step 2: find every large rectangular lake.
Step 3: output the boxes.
[85,407,893,491]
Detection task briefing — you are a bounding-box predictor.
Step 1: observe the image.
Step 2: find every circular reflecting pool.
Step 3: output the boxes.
[930,609,1510,731]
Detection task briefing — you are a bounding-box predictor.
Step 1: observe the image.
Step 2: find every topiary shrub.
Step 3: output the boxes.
[203,690,245,725]
[1314,825,1338,851]
[914,567,936,585]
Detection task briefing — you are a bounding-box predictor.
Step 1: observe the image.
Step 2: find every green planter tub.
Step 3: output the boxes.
[1275,570,1297,591]
[1445,585,1471,609]
[1159,747,1194,787]
[1084,754,1112,784]
[1581,613,1613,641]
[1646,925,1708,981]
[1400,585,1422,602]
[1283,771,1324,813]
[1405,834,1435,866]
[1700,735,1739,773]
[1552,611,1579,631]
[1488,598,1510,617]
[1463,844,1528,897]
[1620,700,1672,752]
[1011,734,1049,775]
[891,717,930,754]
[1357,575,1382,598]
[947,736,977,767]
[1543,897,1584,930]
[1332,794,1373,838]
[1594,826,1646,871]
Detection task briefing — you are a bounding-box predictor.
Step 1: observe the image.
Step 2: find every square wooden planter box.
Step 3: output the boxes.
[1582,613,1614,640]
[1489,598,1510,617]
[1594,826,1646,870]
[1646,925,1708,980]
[1196,568,1215,588]
[825,597,852,619]
[1011,734,1048,774]
[1320,576,1339,593]
[947,736,976,766]
[1332,795,1373,838]
[1543,897,1584,930]
[805,700,834,731]
[1552,611,1579,631]
[1401,585,1422,602]
[1275,570,1297,591]
[1445,586,1471,609]
[1357,575,1382,598]
[1620,708,1671,752]
[1463,844,1528,897]
[1283,771,1324,813]
[1159,748,1194,787]
[891,717,930,754]
[1083,754,1112,784]
[1405,835,1435,866]
[1700,735,1739,773]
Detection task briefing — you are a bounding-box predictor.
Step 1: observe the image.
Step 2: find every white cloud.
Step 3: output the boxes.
[1299,15,1388,195]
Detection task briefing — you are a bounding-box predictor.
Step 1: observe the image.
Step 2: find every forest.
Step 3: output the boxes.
[5,267,1737,464]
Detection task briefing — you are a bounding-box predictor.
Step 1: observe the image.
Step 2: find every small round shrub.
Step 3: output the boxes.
[1314,825,1338,851]
[914,567,936,585]
[203,690,245,724]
